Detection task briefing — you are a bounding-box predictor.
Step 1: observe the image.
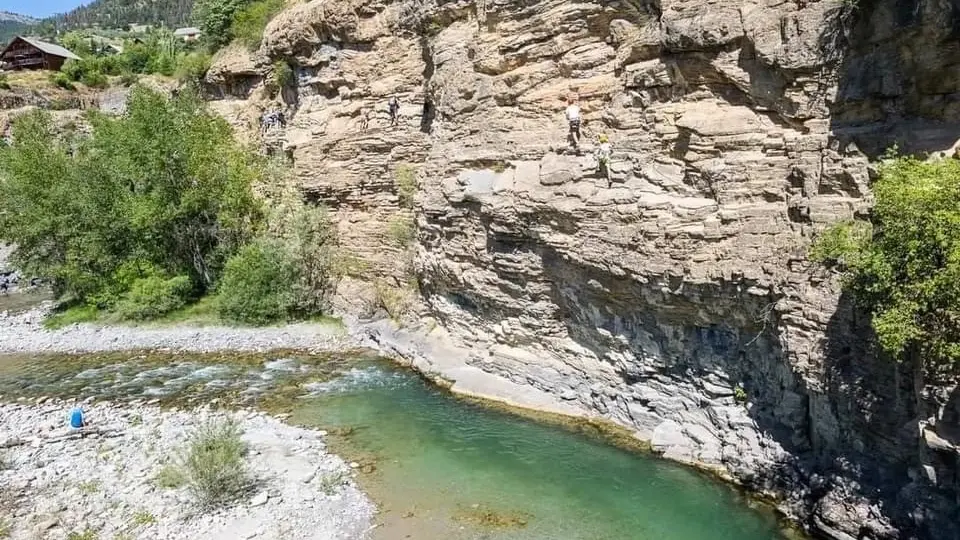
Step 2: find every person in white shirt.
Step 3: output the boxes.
[565,97,581,147]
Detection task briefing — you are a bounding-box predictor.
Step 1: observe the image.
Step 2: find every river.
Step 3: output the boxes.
[0,351,797,539]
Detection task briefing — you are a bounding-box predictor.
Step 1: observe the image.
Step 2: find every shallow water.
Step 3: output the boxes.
[294,363,791,540]
[0,352,794,540]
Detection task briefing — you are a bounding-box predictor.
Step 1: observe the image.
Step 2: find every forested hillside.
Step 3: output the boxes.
[56,0,195,30]
[0,12,38,43]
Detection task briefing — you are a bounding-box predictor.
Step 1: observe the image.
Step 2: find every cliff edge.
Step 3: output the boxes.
[205,0,960,538]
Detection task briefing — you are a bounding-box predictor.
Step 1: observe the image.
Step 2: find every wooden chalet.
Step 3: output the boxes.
[0,37,82,72]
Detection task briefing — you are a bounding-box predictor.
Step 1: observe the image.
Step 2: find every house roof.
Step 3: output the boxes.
[12,37,82,61]
[174,27,201,36]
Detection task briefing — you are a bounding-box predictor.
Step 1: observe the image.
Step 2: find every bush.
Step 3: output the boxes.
[0,73,9,90]
[182,420,251,507]
[395,164,417,208]
[265,187,339,316]
[230,0,286,48]
[151,420,251,506]
[50,72,76,90]
[812,154,960,374]
[81,70,108,89]
[174,52,212,84]
[193,0,250,49]
[61,59,85,81]
[216,240,297,325]
[386,216,415,248]
[0,87,263,308]
[115,275,192,320]
[119,71,139,87]
[271,60,293,90]
[155,464,187,488]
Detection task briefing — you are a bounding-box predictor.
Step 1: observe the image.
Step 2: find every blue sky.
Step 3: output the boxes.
[1,0,86,18]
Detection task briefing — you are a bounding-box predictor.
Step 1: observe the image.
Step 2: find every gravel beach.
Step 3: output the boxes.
[0,401,376,540]
[0,304,352,355]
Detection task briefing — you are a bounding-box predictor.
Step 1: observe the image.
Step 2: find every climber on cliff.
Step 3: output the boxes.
[595,133,612,185]
[565,95,582,150]
[388,95,400,126]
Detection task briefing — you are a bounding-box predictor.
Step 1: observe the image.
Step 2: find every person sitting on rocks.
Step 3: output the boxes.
[388,96,400,126]
[565,95,582,149]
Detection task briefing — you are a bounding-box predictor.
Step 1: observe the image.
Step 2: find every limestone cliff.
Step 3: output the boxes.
[206,0,960,538]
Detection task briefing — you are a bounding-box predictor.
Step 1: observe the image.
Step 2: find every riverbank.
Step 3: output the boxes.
[0,303,348,354]
[0,400,375,540]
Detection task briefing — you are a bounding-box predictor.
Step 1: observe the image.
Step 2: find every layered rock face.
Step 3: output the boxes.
[207,0,960,537]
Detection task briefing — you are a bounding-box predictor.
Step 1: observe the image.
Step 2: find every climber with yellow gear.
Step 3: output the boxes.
[595,133,612,184]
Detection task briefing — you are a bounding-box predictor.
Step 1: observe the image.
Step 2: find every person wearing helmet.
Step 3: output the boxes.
[595,133,612,182]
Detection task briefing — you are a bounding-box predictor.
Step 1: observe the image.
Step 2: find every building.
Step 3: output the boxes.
[173,27,202,41]
[0,37,81,72]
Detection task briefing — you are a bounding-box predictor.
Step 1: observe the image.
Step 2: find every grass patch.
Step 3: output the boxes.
[182,420,252,507]
[394,164,418,208]
[152,296,220,326]
[154,464,187,489]
[372,279,418,321]
[131,511,156,526]
[77,480,100,494]
[67,529,97,540]
[386,216,416,248]
[317,470,347,495]
[44,304,101,329]
[0,517,10,538]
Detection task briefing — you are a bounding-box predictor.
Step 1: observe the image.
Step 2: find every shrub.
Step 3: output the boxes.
[0,87,263,308]
[386,216,415,248]
[733,385,747,404]
[50,72,76,90]
[395,164,417,208]
[372,279,417,320]
[271,60,293,90]
[0,517,9,538]
[131,511,156,526]
[175,52,212,84]
[0,73,9,90]
[66,529,97,540]
[119,71,139,87]
[193,0,250,49]
[812,154,960,374]
[155,464,187,488]
[81,70,109,89]
[61,59,85,81]
[115,275,192,321]
[182,420,251,507]
[265,187,339,316]
[230,0,286,48]
[216,240,297,325]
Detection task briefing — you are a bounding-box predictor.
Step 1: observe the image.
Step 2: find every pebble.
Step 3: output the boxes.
[0,303,349,355]
[0,402,375,539]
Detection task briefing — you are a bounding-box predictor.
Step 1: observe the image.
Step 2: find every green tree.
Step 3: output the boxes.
[216,240,297,324]
[230,0,285,48]
[192,0,250,49]
[812,154,960,375]
[0,86,263,306]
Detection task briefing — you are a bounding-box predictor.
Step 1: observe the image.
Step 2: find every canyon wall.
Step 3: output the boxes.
[206,0,960,537]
